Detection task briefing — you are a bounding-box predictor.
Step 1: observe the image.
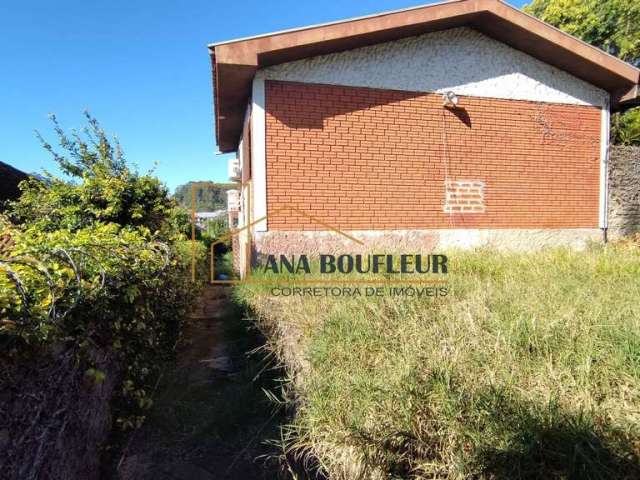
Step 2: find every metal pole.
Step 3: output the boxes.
[191,183,196,282]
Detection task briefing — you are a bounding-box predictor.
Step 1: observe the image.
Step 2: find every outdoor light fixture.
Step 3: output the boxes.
[442,91,459,108]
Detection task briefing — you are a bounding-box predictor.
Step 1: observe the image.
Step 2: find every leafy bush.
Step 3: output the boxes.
[202,216,229,239]
[612,108,640,146]
[10,113,176,236]
[0,113,204,430]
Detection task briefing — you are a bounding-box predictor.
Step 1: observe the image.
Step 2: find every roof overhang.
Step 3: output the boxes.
[209,0,640,152]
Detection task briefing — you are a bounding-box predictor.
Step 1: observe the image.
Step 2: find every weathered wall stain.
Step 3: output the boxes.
[608,146,640,239]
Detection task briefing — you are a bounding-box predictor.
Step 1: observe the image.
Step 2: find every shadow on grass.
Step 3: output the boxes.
[471,390,640,480]
[345,382,639,480]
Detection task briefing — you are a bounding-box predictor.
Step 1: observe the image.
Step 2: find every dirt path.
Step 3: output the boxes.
[116,286,284,480]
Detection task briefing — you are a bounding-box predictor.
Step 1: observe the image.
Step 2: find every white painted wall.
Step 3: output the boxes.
[235,106,252,277]
[262,27,607,107]
[250,72,267,232]
[600,100,611,229]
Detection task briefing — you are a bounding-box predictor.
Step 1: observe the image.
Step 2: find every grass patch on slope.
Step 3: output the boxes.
[236,245,640,479]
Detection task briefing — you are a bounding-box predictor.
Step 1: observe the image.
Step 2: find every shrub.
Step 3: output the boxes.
[612,108,640,146]
[0,113,204,430]
[10,113,176,236]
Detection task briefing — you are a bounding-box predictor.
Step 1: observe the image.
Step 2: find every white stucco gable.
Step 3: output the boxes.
[262,27,608,107]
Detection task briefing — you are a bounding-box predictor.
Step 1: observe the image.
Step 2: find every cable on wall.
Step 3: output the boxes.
[440,103,456,230]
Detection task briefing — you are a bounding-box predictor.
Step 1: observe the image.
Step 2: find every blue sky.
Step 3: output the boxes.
[0,0,527,192]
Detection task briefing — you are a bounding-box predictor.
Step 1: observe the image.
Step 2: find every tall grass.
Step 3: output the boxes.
[236,245,640,479]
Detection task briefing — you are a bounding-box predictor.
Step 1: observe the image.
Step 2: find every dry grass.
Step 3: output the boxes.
[236,244,640,479]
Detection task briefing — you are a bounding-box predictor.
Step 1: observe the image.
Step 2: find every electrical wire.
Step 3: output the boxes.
[440,107,456,230]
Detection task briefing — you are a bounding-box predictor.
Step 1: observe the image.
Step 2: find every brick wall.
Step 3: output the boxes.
[265,80,601,230]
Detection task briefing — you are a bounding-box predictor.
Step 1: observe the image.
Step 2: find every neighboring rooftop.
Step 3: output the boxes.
[195,210,227,219]
[209,0,640,153]
[0,161,29,205]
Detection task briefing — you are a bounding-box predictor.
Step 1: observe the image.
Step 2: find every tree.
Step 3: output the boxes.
[173,181,236,212]
[524,0,640,145]
[11,112,180,237]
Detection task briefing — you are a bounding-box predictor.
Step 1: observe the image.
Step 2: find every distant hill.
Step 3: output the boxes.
[0,161,29,205]
[173,181,236,212]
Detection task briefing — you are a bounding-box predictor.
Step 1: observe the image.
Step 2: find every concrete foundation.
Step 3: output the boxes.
[251,228,602,259]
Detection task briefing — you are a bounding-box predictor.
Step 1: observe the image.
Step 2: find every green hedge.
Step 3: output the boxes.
[0,113,205,430]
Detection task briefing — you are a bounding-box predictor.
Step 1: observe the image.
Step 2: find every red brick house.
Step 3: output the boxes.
[209,0,640,275]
